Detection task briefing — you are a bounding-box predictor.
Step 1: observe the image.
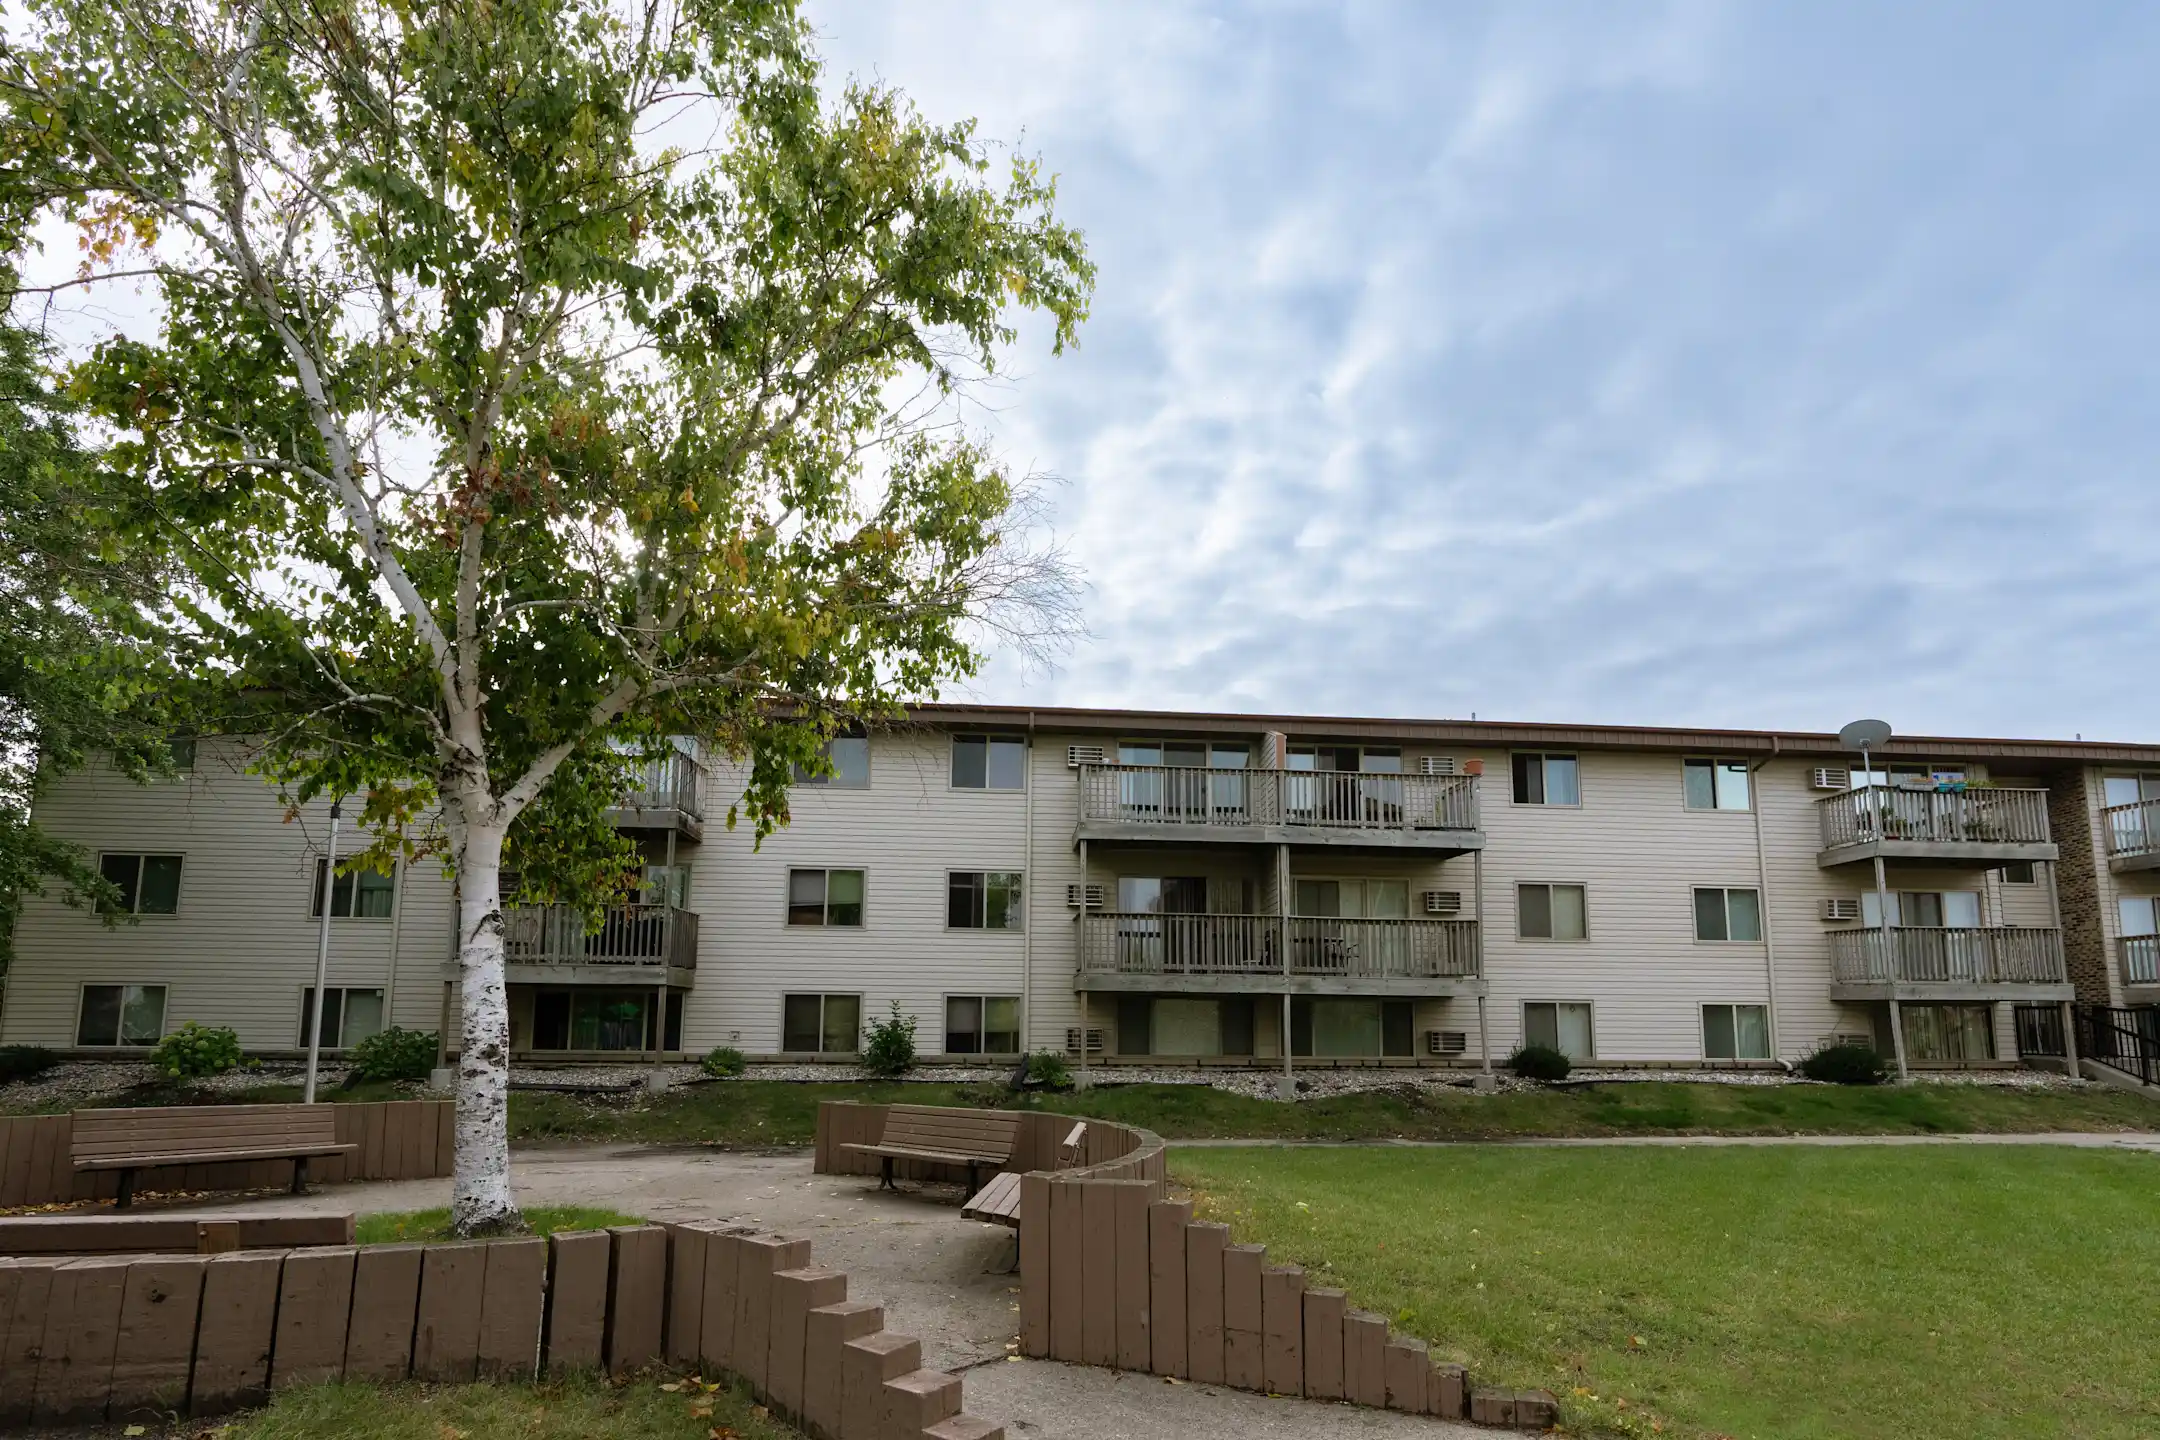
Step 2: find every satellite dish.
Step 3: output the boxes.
[1838,718,1892,752]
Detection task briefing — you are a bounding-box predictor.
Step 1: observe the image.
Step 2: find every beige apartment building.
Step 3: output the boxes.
[7,706,2160,1079]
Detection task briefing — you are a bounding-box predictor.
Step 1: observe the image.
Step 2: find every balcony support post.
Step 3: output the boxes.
[1474,849,1491,1076]
[1874,851,1908,1078]
[1278,843,1293,1101]
[1077,839,1091,1090]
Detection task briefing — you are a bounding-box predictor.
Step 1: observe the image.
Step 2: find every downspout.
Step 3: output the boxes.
[1750,738,1783,1063]
[384,851,408,1030]
[1022,712,1036,1057]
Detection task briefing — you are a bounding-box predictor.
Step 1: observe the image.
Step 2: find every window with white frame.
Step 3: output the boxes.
[947,871,1023,929]
[97,854,182,915]
[1511,753,1580,806]
[1523,1001,1594,1059]
[299,987,387,1048]
[1693,887,1763,942]
[1517,883,1587,940]
[1682,758,1750,811]
[782,993,861,1053]
[1701,1004,1771,1060]
[787,869,864,927]
[311,860,395,918]
[945,996,1021,1054]
[951,734,1027,790]
[1997,861,2036,885]
[793,736,870,788]
[77,984,167,1047]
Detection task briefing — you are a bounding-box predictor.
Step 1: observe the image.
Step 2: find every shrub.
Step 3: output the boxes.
[1799,1042,1891,1086]
[1506,1044,1572,1082]
[0,1045,60,1083]
[1024,1049,1072,1089]
[859,1003,918,1079]
[701,1045,747,1079]
[152,1022,245,1080]
[348,1027,439,1083]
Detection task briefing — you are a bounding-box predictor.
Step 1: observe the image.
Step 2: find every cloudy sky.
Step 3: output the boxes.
[807,1,2160,740]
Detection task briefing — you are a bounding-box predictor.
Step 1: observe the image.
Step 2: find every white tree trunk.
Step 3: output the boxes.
[451,822,521,1233]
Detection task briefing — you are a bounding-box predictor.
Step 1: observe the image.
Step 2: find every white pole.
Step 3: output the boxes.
[305,799,342,1104]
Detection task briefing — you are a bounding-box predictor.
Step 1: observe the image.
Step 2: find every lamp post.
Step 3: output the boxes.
[304,799,342,1104]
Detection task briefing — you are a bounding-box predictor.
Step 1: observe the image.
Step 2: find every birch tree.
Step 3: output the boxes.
[0,0,1092,1233]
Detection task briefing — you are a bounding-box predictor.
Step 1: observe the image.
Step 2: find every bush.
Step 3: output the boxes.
[859,1002,918,1079]
[1024,1049,1072,1089]
[701,1045,747,1079]
[0,1045,60,1083]
[1799,1042,1891,1086]
[152,1022,246,1080]
[1506,1044,1572,1082]
[348,1027,439,1083]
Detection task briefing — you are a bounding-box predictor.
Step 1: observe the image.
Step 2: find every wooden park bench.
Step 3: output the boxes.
[840,1104,1018,1197]
[961,1121,1089,1229]
[71,1104,357,1208]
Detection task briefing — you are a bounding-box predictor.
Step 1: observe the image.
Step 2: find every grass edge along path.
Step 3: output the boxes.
[1173,1143,2160,1440]
[354,1205,642,1245]
[226,1370,802,1440]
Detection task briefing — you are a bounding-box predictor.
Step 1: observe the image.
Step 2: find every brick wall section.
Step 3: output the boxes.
[2048,768,2115,1004]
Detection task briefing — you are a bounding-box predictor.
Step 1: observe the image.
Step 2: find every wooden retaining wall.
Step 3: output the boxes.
[0,1221,1005,1437]
[0,1102,453,1208]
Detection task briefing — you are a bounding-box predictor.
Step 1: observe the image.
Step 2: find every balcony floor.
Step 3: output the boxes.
[1075,971,1484,998]
[1829,981,2075,1003]
[445,962,697,988]
[1073,819,1483,854]
[2108,851,2160,875]
[605,803,703,840]
[1817,839,2058,869]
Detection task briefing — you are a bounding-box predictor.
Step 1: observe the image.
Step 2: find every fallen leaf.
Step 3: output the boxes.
[124,1428,146,1437]
[689,1402,713,1418]
[660,1383,683,1393]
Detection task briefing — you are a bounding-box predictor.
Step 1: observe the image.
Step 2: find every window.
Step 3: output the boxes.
[1851,762,1964,789]
[2121,896,2158,938]
[1998,861,2037,885]
[951,735,1027,790]
[1523,1002,1594,1060]
[299,987,386,1048]
[168,735,197,771]
[1119,741,1251,768]
[793,736,870,788]
[1682,758,1750,811]
[310,860,395,918]
[530,990,681,1051]
[1702,1004,1771,1060]
[945,996,1021,1054]
[1859,890,1981,928]
[1511,753,1580,806]
[97,854,183,915]
[1285,745,1400,773]
[947,871,1024,930]
[1898,1003,1995,1062]
[1289,998,1415,1057]
[1693,887,1763,942]
[787,869,864,927]
[1517,883,1587,940]
[782,993,861,1053]
[77,984,166,1047]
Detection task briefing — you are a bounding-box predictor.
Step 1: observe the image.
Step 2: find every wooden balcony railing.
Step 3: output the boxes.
[1828,926,2065,986]
[618,750,702,819]
[502,903,700,970]
[1816,785,2050,850]
[2103,797,2160,860]
[1076,913,1481,982]
[1077,765,1479,836]
[2120,934,2160,987]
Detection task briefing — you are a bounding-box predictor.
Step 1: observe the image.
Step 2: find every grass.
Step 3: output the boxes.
[504,1075,2160,1148]
[354,1205,643,1245]
[1173,1145,2160,1440]
[0,1075,422,1115]
[225,1371,802,1440]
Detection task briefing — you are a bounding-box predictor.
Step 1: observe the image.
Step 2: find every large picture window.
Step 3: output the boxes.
[97,854,183,915]
[1517,883,1588,941]
[782,993,862,1054]
[948,871,1024,930]
[944,996,1021,1054]
[77,984,167,1047]
[787,869,865,927]
[311,860,395,918]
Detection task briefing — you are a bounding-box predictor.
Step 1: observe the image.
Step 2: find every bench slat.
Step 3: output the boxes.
[74,1143,356,1172]
[959,1172,1024,1228]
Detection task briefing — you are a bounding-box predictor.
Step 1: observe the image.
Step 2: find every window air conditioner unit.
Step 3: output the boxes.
[1811,767,1850,791]
[1821,897,1861,922]
[1426,1030,1468,1056]
[1422,890,1463,916]
[1418,755,1458,776]
[1829,1032,1873,1052]
[1067,744,1106,767]
[1065,1027,1105,1056]
[1066,883,1105,911]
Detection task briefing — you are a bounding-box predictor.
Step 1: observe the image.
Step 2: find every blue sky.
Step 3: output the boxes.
[807,1,2160,740]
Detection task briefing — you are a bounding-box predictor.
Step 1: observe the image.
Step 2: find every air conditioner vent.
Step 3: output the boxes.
[1821,897,1860,922]
[1426,1030,1468,1056]
[1418,755,1458,777]
[1066,883,1106,911]
[1067,744,1106,767]
[1828,1032,1874,1052]
[1422,889,1463,916]
[1812,767,1850,791]
[1064,1027,1105,1056]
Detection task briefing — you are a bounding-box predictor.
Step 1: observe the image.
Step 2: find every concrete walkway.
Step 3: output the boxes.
[178,1146,1482,1440]
[1173,1130,2160,1150]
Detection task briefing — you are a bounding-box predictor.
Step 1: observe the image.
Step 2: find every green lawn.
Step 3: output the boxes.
[1174,1145,2160,1440]
[505,1076,2160,1148]
[227,1372,802,1440]
[354,1205,643,1245]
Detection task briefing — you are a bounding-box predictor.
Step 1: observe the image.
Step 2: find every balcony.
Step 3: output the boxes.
[492,902,700,987]
[2103,798,2160,874]
[605,750,703,840]
[1075,912,1482,996]
[1074,765,1483,852]
[2120,935,2160,996]
[1815,785,2054,868]
[1827,925,2070,1000]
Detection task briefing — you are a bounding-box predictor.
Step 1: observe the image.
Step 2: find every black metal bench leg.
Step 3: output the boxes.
[115,1169,134,1210]
[880,1155,895,1191]
[291,1156,310,1196]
